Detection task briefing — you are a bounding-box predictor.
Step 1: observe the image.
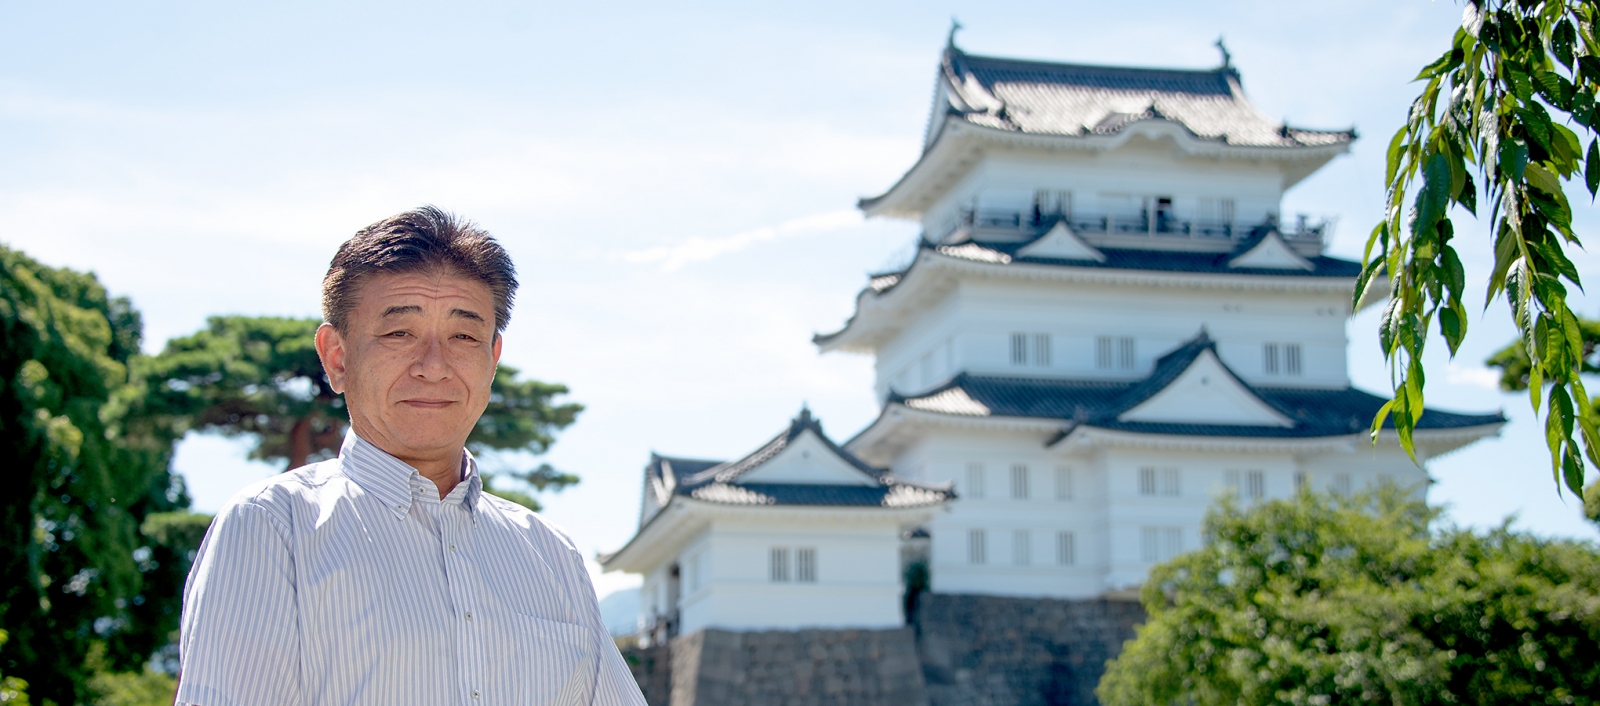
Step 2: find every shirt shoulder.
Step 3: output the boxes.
[217,459,348,524]
[480,493,580,555]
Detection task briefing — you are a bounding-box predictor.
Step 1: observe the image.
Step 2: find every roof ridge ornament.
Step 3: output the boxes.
[947,17,963,50]
[1214,36,1232,69]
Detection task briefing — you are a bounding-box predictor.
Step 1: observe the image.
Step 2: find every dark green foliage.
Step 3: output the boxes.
[1369,0,1600,496]
[0,244,188,705]
[142,316,343,470]
[1097,486,1600,705]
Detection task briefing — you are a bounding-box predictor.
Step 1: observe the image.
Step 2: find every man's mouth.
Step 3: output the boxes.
[401,399,456,409]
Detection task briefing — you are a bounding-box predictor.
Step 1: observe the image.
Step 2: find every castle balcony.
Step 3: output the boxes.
[939,208,1331,255]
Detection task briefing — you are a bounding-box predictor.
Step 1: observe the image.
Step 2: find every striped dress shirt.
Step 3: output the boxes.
[176,431,645,706]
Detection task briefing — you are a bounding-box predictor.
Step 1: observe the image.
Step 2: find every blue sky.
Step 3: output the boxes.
[4,0,1596,598]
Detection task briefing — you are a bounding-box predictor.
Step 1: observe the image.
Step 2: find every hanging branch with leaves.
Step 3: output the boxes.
[1368,0,1600,495]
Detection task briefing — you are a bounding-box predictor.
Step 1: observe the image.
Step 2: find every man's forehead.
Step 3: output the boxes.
[357,271,493,305]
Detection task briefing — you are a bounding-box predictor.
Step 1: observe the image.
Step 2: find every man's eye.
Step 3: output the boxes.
[386,331,409,338]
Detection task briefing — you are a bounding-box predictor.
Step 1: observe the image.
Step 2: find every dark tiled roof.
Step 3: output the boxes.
[889,334,1504,438]
[688,482,951,508]
[813,224,1358,349]
[948,224,1362,278]
[645,408,953,509]
[937,48,1355,149]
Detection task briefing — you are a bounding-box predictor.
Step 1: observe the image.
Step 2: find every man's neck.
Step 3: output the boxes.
[412,454,464,499]
[346,421,467,499]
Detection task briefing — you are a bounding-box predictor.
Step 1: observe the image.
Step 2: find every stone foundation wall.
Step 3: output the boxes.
[619,594,1144,706]
[668,627,926,706]
[912,594,1145,706]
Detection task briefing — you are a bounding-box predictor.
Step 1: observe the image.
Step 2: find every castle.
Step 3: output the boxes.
[602,37,1503,647]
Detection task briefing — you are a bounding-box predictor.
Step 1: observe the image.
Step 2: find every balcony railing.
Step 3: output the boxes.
[942,208,1329,246]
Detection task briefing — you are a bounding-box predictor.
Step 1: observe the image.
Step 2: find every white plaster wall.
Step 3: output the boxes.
[894,430,1108,599]
[677,519,908,634]
[872,278,1351,396]
[878,428,1446,599]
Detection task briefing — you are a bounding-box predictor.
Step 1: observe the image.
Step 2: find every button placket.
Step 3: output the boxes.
[445,504,485,706]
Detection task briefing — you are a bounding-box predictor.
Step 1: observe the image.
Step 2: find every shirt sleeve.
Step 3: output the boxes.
[560,547,645,706]
[175,500,303,706]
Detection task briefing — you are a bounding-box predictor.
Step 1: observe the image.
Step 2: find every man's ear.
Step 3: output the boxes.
[315,323,349,394]
[492,333,503,367]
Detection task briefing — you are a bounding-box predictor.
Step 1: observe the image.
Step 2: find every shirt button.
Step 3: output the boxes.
[471,689,480,700]
[449,543,457,553]
[464,611,473,622]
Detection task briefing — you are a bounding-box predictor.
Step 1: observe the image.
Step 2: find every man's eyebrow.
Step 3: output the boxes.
[449,308,486,322]
[381,305,423,318]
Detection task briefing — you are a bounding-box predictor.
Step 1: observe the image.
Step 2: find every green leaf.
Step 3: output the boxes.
[1581,55,1600,85]
[1499,139,1529,183]
[1379,297,1402,355]
[1562,447,1586,496]
[1416,152,1454,232]
[1415,47,1458,80]
[1551,124,1584,175]
[1456,169,1478,213]
[1534,70,1575,111]
[1440,307,1464,355]
[1353,255,1385,312]
[1440,245,1466,299]
[1517,104,1555,160]
[1553,19,1577,69]
[1587,139,1600,199]
[1385,126,1409,187]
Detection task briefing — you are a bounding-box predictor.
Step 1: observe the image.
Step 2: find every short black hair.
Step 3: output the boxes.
[321,206,517,334]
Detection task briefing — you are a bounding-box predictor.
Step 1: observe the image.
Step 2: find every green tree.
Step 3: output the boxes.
[144,316,584,508]
[1371,0,1600,496]
[1097,486,1600,706]
[0,244,189,705]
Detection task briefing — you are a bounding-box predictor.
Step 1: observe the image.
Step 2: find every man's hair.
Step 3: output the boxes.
[322,206,518,334]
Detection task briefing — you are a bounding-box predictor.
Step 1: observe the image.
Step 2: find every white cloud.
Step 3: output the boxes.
[1446,362,1502,390]
[620,209,864,271]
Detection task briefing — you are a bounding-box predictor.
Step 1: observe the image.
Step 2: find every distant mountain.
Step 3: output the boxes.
[597,587,641,636]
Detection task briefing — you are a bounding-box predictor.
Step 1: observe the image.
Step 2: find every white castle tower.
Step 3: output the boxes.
[814,40,1503,599]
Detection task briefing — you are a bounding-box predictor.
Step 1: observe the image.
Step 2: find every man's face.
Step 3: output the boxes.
[315,270,502,465]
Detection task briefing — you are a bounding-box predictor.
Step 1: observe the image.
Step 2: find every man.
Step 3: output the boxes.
[175,207,645,706]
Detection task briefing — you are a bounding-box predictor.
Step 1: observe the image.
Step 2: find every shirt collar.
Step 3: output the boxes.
[339,430,482,520]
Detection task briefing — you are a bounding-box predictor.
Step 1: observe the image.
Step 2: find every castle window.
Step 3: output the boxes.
[1294,471,1309,493]
[1140,467,1180,496]
[769,548,789,582]
[1333,473,1352,496]
[1226,470,1264,500]
[968,529,987,564]
[965,463,986,499]
[1141,527,1183,563]
[796,548,817,582]
[1010,464,1030,499]
[1264,343,1303,376]
[1056,532,1076,566]
[1012,333,1051,367]
[1099,336,1135,369]
[1054,466,1074,501]
[1013,530,1031,566]
[1197,198,1236,235]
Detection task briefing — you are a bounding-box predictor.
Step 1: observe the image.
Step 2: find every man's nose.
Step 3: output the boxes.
[411,336,451,381]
